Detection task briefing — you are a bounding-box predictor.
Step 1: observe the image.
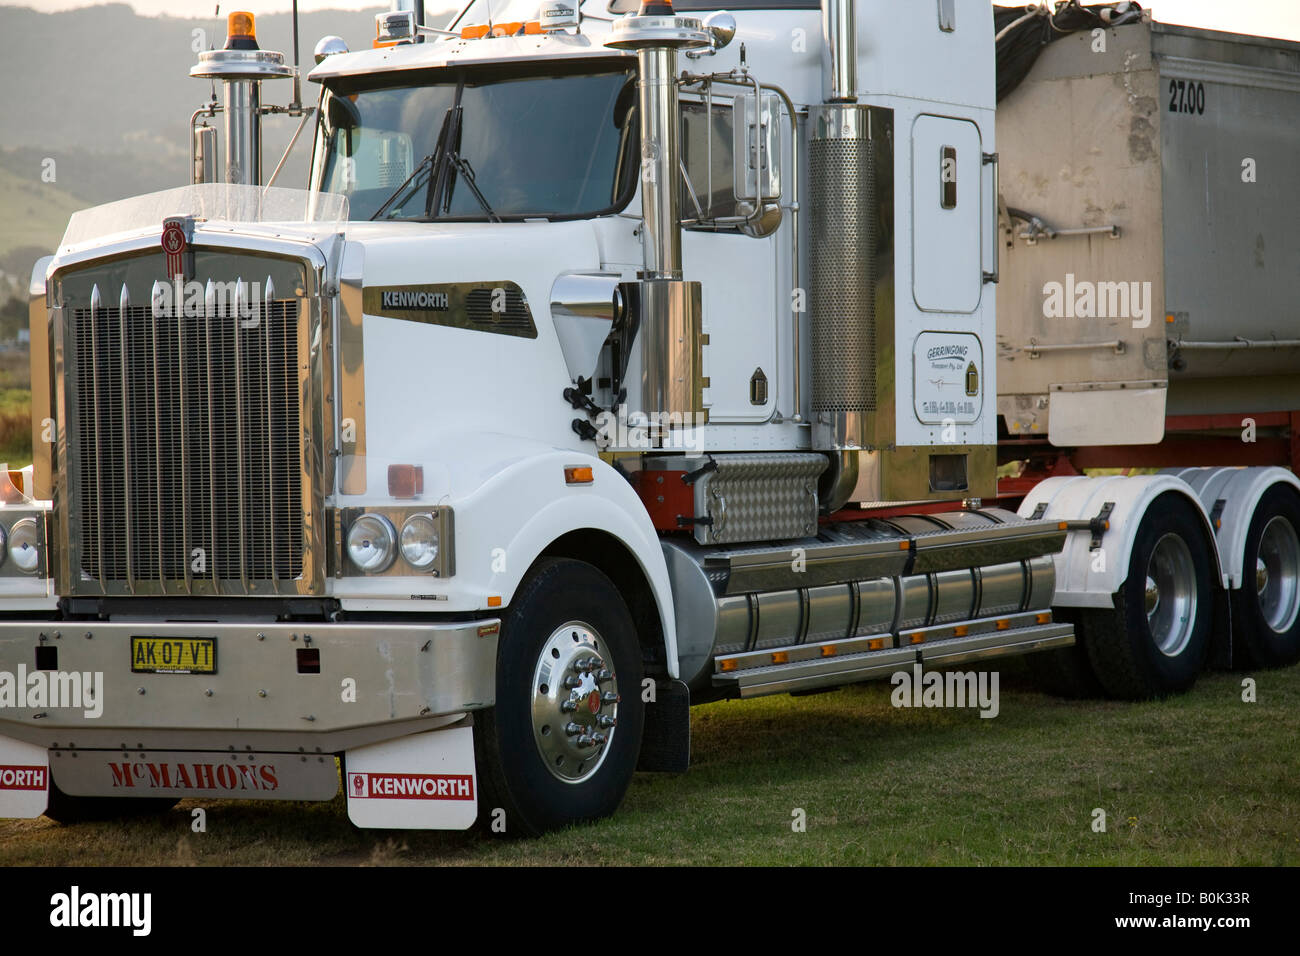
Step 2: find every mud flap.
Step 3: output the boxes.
[0,735,49,819]
[637,678,690,773]
[345,722,477,830]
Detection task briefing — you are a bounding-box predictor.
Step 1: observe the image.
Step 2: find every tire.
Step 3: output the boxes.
[1230,485,1300,668]
[1080,492,1214,700]
[1024,608,1106,698]
[44,781,178,824]
[474,557,644,836]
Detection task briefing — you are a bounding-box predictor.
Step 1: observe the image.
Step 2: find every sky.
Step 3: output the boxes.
[4,0,1300,42]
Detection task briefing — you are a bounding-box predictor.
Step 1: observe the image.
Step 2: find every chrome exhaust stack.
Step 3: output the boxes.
[821,0,857,103]
[190,12,294,186]
[808,0,893,454]
[606,3,711,427]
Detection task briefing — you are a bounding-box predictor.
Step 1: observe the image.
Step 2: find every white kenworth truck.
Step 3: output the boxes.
[2,0,1298,833]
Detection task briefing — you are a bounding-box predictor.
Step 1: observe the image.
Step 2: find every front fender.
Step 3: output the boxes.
[455,450,678,678]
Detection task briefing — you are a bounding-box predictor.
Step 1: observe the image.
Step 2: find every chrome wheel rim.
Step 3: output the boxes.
[1146,532,1197,657]
[1256,515,1300,633]
[531,622,620,784]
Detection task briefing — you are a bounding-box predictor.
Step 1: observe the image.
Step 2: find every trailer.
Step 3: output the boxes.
[0,0,1295,835]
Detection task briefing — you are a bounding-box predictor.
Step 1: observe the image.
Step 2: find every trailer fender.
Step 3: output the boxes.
[1018,474,1222,608]
[1161,466,1300,590]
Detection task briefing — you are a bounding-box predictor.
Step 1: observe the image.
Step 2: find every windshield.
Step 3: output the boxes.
[316,61,638,222]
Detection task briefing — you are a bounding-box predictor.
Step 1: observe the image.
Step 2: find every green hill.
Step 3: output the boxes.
[0,165,89,274]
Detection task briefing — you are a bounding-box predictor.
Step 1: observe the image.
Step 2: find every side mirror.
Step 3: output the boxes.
[733,89,781,205]
[325,91,362,133]
[704,12,736,51]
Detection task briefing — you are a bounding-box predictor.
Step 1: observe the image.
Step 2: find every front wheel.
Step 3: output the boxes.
[1080,492,1214,699]
[474,557,644,836]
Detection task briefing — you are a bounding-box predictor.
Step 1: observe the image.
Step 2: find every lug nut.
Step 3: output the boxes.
[591,732,607,746]
[595,668,613,684]
[563,675,582,689]
[564,722,583,737]
[597,715,616,729]
[576,735,595,749]
[560,699,578,713]
[601,691,620,704]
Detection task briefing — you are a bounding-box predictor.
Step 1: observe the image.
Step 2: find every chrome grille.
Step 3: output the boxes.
[68,295,303,589]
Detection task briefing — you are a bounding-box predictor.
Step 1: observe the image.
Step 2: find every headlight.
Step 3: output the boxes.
[8,518,39,574]
[347,514,396,573]
[400,513,439,570]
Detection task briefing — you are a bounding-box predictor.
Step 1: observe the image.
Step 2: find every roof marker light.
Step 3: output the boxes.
[224,12,258,50]
[375,10,417,47]
[538,0,580,32]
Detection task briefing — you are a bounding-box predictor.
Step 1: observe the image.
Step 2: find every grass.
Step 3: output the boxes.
[0,349,31,469]
[2,660,1297,866]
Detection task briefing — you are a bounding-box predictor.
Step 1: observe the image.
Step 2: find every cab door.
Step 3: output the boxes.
[912,114,984,313]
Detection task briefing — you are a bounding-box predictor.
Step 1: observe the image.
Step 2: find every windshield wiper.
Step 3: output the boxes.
[369,149,437,221]
[369,97,499,223]
[445,153,500,222]
[426,103,461,218]
[369,102,459,221]
[429,103,500,222]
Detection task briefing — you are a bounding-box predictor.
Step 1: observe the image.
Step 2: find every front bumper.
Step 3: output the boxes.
[0,619,498,753]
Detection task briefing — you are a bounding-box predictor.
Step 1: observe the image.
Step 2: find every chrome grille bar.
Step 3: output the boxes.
[150,281,166,589]
[234,277,249,592]
[179,285,192,595]
[205,299,218,586]
[88,284,106,592]
[264,276,278,587]
[118,284,133,592]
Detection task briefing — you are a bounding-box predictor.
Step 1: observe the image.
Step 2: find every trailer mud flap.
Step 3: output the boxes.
[0,735,49,818]
[345,723,477,830]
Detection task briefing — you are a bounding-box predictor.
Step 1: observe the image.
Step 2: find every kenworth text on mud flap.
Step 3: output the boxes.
[1,0,1298,834]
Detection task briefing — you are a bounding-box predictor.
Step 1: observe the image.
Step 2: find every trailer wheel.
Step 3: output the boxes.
[1081,493,1213,699]
[1024,608,1106,698]
[474,557,644,836]
[43,782,178,824]
[1231,485,1300,668]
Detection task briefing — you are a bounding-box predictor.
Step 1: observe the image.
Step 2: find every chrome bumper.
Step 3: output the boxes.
[0,619,498,753]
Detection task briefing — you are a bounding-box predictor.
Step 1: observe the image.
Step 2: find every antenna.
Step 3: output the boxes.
[291,0,302,110]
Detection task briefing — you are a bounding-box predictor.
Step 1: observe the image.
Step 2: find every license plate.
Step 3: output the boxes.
[130,637,217,675]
